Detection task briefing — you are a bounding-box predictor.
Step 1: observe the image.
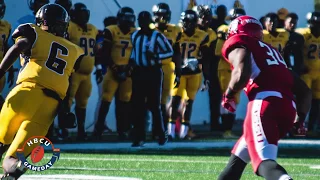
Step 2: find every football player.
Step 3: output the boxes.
[215,8,246,138]
[0,0,14,108]
[93,16,117,127]
[67,3,100,140]
[93,7,136,139]
[297,12,320,136]
[284,13,304,75]
[168,10,210,139]
[210,4,227,32]
[0,4,84,179]
[194,5,221,131]
[263,13,290,55]
[152,3,181,134]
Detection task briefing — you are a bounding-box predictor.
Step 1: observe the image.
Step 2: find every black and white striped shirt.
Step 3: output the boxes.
[130,30,173,67]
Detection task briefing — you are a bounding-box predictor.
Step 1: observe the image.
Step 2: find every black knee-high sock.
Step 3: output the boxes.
[116,101,131,133]
[218,154,247,180]
[184,99,194,124]
[257,160,292,180]
[171,96,181,123]
[75,107,86,136]
[95,101,111,132]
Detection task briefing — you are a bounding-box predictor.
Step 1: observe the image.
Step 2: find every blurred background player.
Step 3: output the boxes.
[55,0,72,14]
[93,16,117,131]
[211,5,227,32]
[93,7,136,140]
[0,0,14,108]
[193,5,220,132]
[259,16,266,29]
[277,8,289,28]
[297,12,320,137]
[0,4,84,179]
[263,13,290,56]
[152,3,181,138]
[284,13,304,75]
[169,10,210,139]
[215,8,246,138]
[67,3,100,140]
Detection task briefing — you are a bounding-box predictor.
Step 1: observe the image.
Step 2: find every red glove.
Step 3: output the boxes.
[221,93,236,113]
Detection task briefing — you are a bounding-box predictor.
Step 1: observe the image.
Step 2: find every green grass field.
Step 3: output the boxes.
[21,152,320,180]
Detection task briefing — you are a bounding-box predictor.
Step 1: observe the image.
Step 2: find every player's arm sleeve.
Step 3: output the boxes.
[226,46,252,94]
[156,33,173,60]
[199,35,210,80]
[283,34,293,69]
[101,28,114,67]
[172,33,182,77]
[74,53,85,72]
[4,28,11,54]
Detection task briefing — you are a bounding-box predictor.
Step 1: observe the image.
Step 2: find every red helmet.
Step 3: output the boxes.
[227,15,263,40]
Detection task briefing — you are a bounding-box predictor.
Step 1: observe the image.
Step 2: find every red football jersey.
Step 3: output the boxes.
[222,34,294,100]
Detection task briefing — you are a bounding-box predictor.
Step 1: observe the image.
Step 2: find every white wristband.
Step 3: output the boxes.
[96,64,102,70]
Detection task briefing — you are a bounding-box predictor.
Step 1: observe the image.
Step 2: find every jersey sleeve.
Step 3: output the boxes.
[215,38,224,56]
[221,34,253,61]
[200,34,209,47]
[11,23,37,46]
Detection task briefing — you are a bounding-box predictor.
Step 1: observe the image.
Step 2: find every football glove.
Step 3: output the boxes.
[58,111,77,129]
[94,69,103,84]
[221,93,236,113]
[146,50,161,65]
[200,80,210,91]
[291,121,307,137]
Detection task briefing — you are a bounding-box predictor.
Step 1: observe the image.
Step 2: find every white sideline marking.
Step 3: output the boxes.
[310,165,320,169]
[45,166,320,176]
[20,174,141,180]
[50,140,320,151]
[50,157,320,167]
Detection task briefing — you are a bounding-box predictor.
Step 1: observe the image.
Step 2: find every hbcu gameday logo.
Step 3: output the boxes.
[16,136,60,172]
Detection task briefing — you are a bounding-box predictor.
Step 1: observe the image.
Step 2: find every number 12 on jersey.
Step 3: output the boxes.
[259,41,287,67]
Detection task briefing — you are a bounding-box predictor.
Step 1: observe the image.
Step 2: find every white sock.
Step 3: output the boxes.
[179,124,189,139]
[168,123,175,138]
[279,174,293,180]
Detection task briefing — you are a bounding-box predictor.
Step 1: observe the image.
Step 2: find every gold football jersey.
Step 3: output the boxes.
[0,19,11,60]
[156,24,182,64]
[106,25,136,65]
[216,24,229,70]
[67,21,98,74]
[263,29,289,53]
[297,28,320,71]
[13,24,84,99]
[180,28,209,60]
[204,27,217,49]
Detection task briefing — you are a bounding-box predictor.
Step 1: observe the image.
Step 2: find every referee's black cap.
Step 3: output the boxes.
[138,11,154,23]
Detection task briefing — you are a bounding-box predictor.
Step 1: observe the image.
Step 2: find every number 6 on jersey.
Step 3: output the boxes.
[45,42,68,75]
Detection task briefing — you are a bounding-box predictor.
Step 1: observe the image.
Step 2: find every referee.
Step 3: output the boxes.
[129,11,173,147]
